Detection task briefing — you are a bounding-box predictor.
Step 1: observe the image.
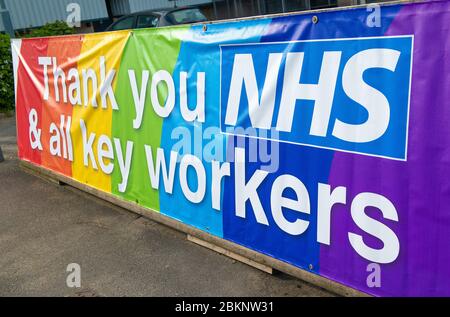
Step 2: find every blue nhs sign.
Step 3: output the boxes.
[220,36,413,160]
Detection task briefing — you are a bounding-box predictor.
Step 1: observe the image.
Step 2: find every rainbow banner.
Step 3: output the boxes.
[11,0,450,296]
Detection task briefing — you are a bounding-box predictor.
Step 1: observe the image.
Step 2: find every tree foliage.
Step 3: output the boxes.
[0,33,14,112]
[0,21,74,112]
[24,21,75,38]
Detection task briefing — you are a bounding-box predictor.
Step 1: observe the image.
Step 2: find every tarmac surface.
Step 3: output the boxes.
[0,115,334,296]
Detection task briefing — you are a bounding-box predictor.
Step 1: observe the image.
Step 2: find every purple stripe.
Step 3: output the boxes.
[320,0,450,296]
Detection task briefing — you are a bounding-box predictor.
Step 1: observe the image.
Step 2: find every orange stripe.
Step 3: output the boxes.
[41,35,83,176]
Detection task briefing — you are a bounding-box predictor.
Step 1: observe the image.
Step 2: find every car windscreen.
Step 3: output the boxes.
[165,8,207,25]
[109,16,135,31]
[136,15,159,28]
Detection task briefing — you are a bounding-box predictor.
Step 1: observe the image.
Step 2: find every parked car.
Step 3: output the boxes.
[106,6,209,31]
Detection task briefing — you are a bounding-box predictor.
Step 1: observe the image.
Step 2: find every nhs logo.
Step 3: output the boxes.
[220,36,413,160]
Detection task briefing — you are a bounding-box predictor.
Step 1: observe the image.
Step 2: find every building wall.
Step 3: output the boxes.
[1,0,108,31]
[0,13,4,32]
[110,0,131,16]
[109,0,213,16]
[0,0,400,32]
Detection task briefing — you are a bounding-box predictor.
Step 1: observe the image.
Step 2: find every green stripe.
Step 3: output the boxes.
[112,27,188,210]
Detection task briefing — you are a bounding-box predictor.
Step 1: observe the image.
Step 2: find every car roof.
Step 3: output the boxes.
[126,10,164,17]
[128,6,203,17]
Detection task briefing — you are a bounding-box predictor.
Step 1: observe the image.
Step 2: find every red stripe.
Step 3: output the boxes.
[16,38,49,165]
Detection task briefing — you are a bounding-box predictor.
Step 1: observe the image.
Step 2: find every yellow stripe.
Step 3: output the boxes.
[71,31,130,193]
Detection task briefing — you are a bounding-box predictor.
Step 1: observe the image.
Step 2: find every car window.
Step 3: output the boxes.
[110,16,135,31]
[166,9,207,25]
[136,15,159,29]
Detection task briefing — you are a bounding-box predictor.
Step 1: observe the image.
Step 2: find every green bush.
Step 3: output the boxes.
[24,20,75,38]
[0,21,75,112]
[0,33,14,112]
